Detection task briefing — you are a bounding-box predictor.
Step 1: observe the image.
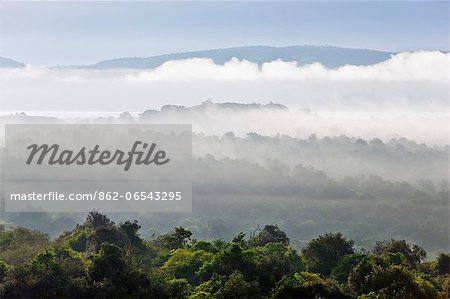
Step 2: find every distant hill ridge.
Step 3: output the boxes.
[0,57,25,68]
[63,45,393,70]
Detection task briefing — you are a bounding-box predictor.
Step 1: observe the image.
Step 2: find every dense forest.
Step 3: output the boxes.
[0,212,448,298]
[1,130,449,253]
[0,106,448,297]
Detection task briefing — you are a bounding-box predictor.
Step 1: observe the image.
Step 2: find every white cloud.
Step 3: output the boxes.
[0,51,448,112]
[125,51,449,82]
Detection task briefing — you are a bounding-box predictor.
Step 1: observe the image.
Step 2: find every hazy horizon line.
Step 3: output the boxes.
[2,44,449,67]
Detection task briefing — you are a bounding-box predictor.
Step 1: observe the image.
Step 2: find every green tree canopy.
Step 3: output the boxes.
[302,232,355,276]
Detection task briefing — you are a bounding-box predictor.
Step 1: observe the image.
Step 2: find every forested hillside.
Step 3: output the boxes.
[0,212,448,298]
[63,46,391,70]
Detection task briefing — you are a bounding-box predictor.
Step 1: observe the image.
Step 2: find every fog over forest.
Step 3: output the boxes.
[0,101,448,254]
[0,51,448,255]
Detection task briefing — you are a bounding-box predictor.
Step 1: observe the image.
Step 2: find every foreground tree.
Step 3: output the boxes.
[373,239,426,268]
[271,272,346,298]
[435,253,450,275]
[0,226,50,266]
[155,227,193,250]
[0,212,447,298]
[302,232,355,276]
[248,225,290,247]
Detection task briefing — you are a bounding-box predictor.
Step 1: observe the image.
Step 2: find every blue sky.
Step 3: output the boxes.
[0,1,448,65]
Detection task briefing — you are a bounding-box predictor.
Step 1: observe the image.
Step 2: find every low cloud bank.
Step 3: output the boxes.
[127,51,448,82]
[0,101,449,145]
[0,51,448,112]
[136,103,450,145]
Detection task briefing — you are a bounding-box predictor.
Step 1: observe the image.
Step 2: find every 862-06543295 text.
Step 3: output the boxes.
[9,191,183,201]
